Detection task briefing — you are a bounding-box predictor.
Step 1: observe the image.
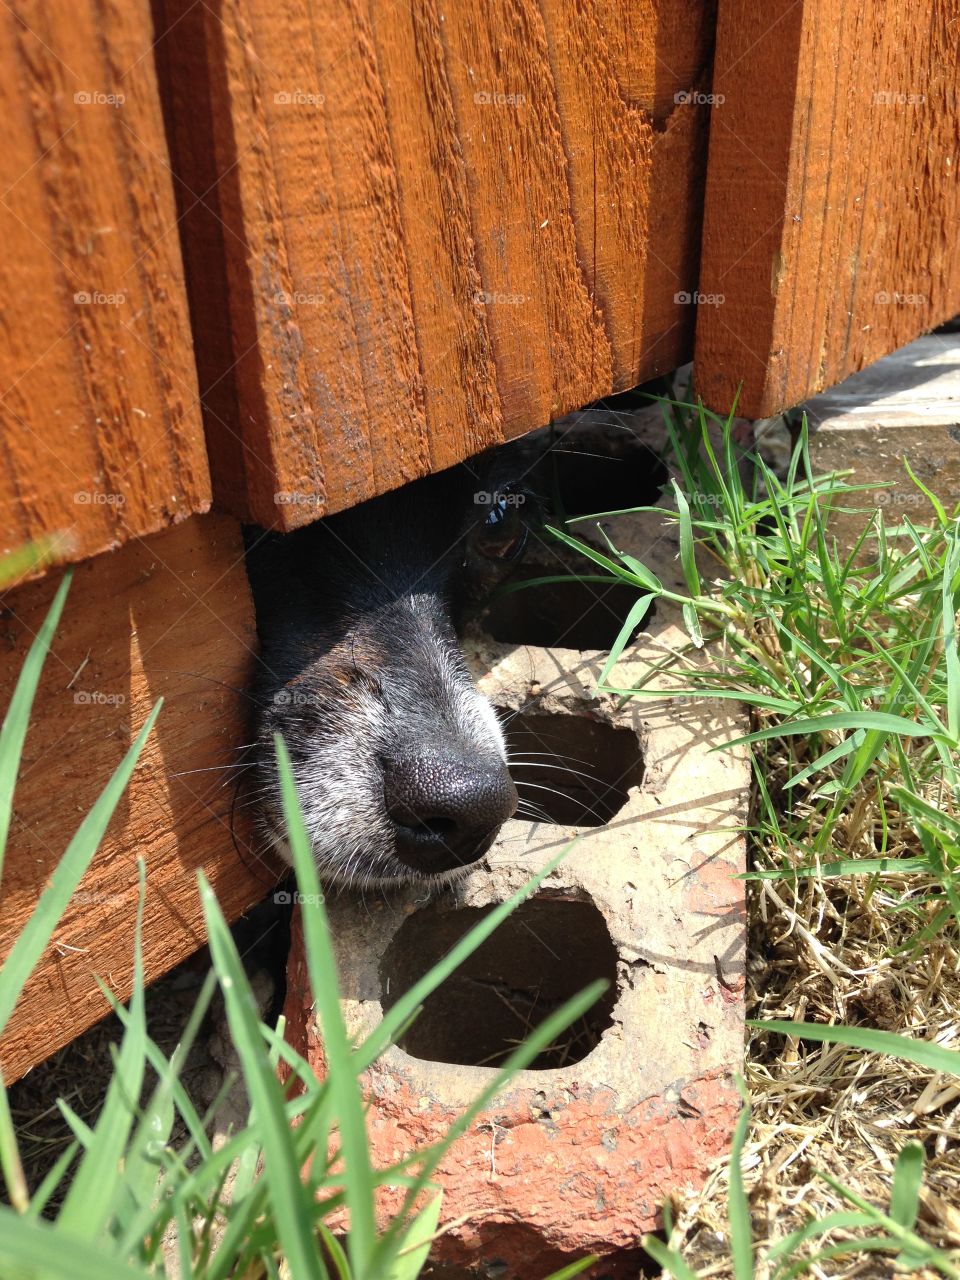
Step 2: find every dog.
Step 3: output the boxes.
[245,448,539,887]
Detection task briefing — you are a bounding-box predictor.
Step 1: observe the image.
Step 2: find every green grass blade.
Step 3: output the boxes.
[890,787,960,839]
[814,1168,954,1275]
[0,1207,153,1280]
[941,527,960,740]
[0,538,67,592]
[200,871,325,1280]
[752,1021,960,1074]
[782,731,863,790]
[387,1190,442,1280]
[600,685,800,713]
[170,1202,194,1280]
[597,595,655,689]
[168,1085,317,1216]
[903,456,948,527]
[728,1077,754,1280]
[889,1140,924,1229]
[543,1258,601,1279]
[744,856,930,881]
[812,506,849,647]
[775,1236,909,1280]
[672,480,703,597]
[767,1208,874,1263]
[546,525,663,592]
[115,969,220,1254]
[274,734,376,1277]
[201,1162,279,1280]
[871,643,944,735]
[24,1139,79,1221]
[566,506,665,523]
[0,1071,28,1212]
[723,711,934,750]
[55,1100,94,1149]
[317,1224,349,1280]
[0,572,71,882]
[57,861,149,1240]
[681,599,704,648]
[0,700,162,1039]
[103,983,216,1166]
[642,1233,700,1280]
[494,574,622,598]
[766,613,856,703]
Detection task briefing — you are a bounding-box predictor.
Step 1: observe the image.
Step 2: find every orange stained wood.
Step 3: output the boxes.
[695,0,960,418]
[151,0,718,529]
[0,0,211,576]
[0,514,280,1083]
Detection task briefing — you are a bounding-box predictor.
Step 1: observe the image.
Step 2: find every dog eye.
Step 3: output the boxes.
[474,492,528,561]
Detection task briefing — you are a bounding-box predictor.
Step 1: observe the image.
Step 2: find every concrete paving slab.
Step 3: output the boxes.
[801,332,960,430]
[803,333,960,550]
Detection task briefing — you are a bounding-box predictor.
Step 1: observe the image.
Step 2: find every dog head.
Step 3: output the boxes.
[246,452,537,885]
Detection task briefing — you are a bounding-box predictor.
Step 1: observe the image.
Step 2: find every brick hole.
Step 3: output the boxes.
[538,439,667,518]
[481,429,664,650]
[497,708,643,826]
[380,897,618,1070]
[481,574,654,651]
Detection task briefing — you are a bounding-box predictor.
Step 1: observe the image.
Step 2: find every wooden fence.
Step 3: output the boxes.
[1,0,957,1079]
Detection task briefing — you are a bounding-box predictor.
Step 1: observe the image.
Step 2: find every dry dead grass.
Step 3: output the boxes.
[667,744,960,1279]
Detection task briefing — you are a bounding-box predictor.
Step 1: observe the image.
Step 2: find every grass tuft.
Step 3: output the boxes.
[557,401,960,1277]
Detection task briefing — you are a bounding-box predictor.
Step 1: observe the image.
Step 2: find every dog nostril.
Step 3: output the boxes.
[399,815,457,838]
[425,816,457,838]
[383,755,517,873]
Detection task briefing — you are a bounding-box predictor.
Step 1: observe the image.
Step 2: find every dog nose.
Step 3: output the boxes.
[384,754,518,874]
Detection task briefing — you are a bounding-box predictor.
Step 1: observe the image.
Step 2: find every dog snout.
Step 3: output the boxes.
[383,754,517,874]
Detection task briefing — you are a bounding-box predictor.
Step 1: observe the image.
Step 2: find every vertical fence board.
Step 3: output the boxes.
[154,0,716,529]
[695,0,960,418]
[0,0,210,572]
[0,515,277,1083]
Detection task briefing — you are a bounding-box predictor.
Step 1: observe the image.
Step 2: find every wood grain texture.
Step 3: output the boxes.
[695,0,960,418]
[152,0,716,529]
[0,0,211,574]
[0,515,279,1082]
